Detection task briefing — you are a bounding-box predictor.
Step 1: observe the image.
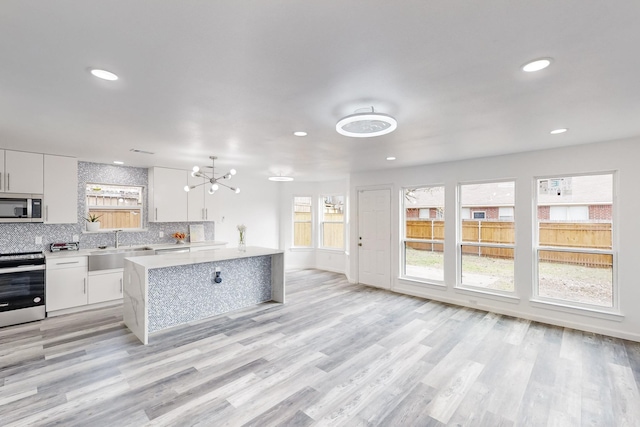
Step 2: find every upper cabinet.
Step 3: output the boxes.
[1,150,44,194]
[148,167,188,222]
[187,174,215,222]
[44,155,78,224]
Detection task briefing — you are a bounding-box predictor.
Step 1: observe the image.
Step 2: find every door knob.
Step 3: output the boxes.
[358,243,362,246]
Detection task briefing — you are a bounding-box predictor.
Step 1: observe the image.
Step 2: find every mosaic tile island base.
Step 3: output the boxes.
[122,246,285,345]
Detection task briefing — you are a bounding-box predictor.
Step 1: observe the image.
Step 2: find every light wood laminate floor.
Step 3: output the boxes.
[1,269,640,426]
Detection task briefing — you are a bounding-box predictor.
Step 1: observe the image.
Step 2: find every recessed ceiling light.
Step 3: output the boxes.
[293,131,307,137]
[90,68,119,81]
[522,58,552,72]
[386,156,396,161]
[550,128,568,134]
[113,161,124,165]
[268,176,294,182]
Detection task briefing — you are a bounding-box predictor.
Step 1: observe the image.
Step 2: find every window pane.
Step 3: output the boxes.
[321,195,344,249]
[461,245,514,291]
[538,250,613,307]
[405,186,444,239]
[537,174,612,249]
[460,182,515,244]
[294,222,312,247]
[322,196,344,220]
[86,184,143,230]
[293,196,312,247]
[87,208,142,229]
[322,223,344,249]
[404,243,444,281]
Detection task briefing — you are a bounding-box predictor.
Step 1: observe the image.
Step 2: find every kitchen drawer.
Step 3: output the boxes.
[47,256,88,269]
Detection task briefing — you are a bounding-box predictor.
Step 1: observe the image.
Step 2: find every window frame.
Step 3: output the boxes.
[533,172,618,312]
[85,183,145,232]
[292,195,313,249]
[401,185,446,285]
[319,194,345,250]
[457,179,516,296]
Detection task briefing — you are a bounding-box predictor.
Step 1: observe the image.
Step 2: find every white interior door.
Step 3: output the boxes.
[358,188,391,289]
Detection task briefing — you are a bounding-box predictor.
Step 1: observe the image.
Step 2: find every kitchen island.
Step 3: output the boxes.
[123,246,284,344]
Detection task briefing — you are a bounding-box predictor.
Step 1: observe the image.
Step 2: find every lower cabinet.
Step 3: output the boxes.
[46,256,124,313]
[46,256,88,312]
[88,270,124,304]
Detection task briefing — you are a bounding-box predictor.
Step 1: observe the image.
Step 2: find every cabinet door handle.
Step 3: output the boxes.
[6,173,9,191]
[202,208,205,220]
[120,278,123,293]
[155,208,158,221]
[205,208,208,220]
[83,278,86,294]
[45,206,49,222]
[56,261,80,265]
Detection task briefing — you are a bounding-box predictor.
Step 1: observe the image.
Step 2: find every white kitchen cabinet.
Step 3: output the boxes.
[46,256,88,312]
[148,167,188,222]
[43,155,78,224]
[88,270,123,304]
[2,150,44,194]
[187,174,215,222]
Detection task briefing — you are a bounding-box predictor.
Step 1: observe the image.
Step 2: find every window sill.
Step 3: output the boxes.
[530,298,623,322]
[399,276,446,289]
[454,286,521,304]
[318,248,345,253]
[289,247,314,252]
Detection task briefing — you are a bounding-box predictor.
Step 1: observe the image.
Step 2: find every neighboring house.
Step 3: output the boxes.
[406,175,612,222]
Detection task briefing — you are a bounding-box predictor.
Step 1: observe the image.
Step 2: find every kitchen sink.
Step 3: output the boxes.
[88,247,155,271]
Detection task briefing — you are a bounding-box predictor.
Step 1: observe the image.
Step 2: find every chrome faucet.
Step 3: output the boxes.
[114,229,123,248]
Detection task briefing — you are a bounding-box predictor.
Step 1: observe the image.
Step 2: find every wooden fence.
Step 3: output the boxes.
[87,209,141,229]
[406,220,612,267]
[294,212,344,247]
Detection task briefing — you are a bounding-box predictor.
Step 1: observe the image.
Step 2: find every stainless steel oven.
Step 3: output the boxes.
[0,252,46,327]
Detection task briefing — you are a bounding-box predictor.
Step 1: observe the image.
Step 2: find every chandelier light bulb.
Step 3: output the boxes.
[184,185,190,192]
[208,186,215,194]
[212,184,219,191]
[235,188,241,194]
[229,169,237,176]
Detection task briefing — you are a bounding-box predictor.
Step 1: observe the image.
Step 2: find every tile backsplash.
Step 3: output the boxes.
[0,161,215,253]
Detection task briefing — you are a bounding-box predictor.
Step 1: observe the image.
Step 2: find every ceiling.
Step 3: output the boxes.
[2,1,639,181]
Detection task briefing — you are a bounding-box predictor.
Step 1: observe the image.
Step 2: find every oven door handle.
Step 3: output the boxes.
[0,265,46,274]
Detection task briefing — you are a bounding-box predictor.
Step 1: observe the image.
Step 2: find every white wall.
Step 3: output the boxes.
[278,179,350,274]
[349,137,640,342]
[211,173,280,250]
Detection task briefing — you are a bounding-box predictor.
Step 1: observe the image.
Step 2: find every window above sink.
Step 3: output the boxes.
[86,183,144,231]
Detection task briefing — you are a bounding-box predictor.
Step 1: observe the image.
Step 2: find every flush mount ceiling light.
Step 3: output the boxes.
[386,156,396,161]
[90,68,119,81]
[293,131,307,137]
[184,156,239,195]
[522,58,552,72]
[336,107,397,138]
[550,128,568,134]
[268,174,294,182]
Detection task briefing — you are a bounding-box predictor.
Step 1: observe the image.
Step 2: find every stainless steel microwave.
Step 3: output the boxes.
[0,194,43,223]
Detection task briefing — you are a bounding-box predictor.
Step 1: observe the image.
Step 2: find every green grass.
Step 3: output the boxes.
[405,247,612,300]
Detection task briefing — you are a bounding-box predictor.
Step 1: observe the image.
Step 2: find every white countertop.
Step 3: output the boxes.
[125,246,283,269]
[45,240,228,258]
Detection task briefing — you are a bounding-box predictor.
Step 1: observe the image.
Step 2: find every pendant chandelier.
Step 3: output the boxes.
[184,156,239,195]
